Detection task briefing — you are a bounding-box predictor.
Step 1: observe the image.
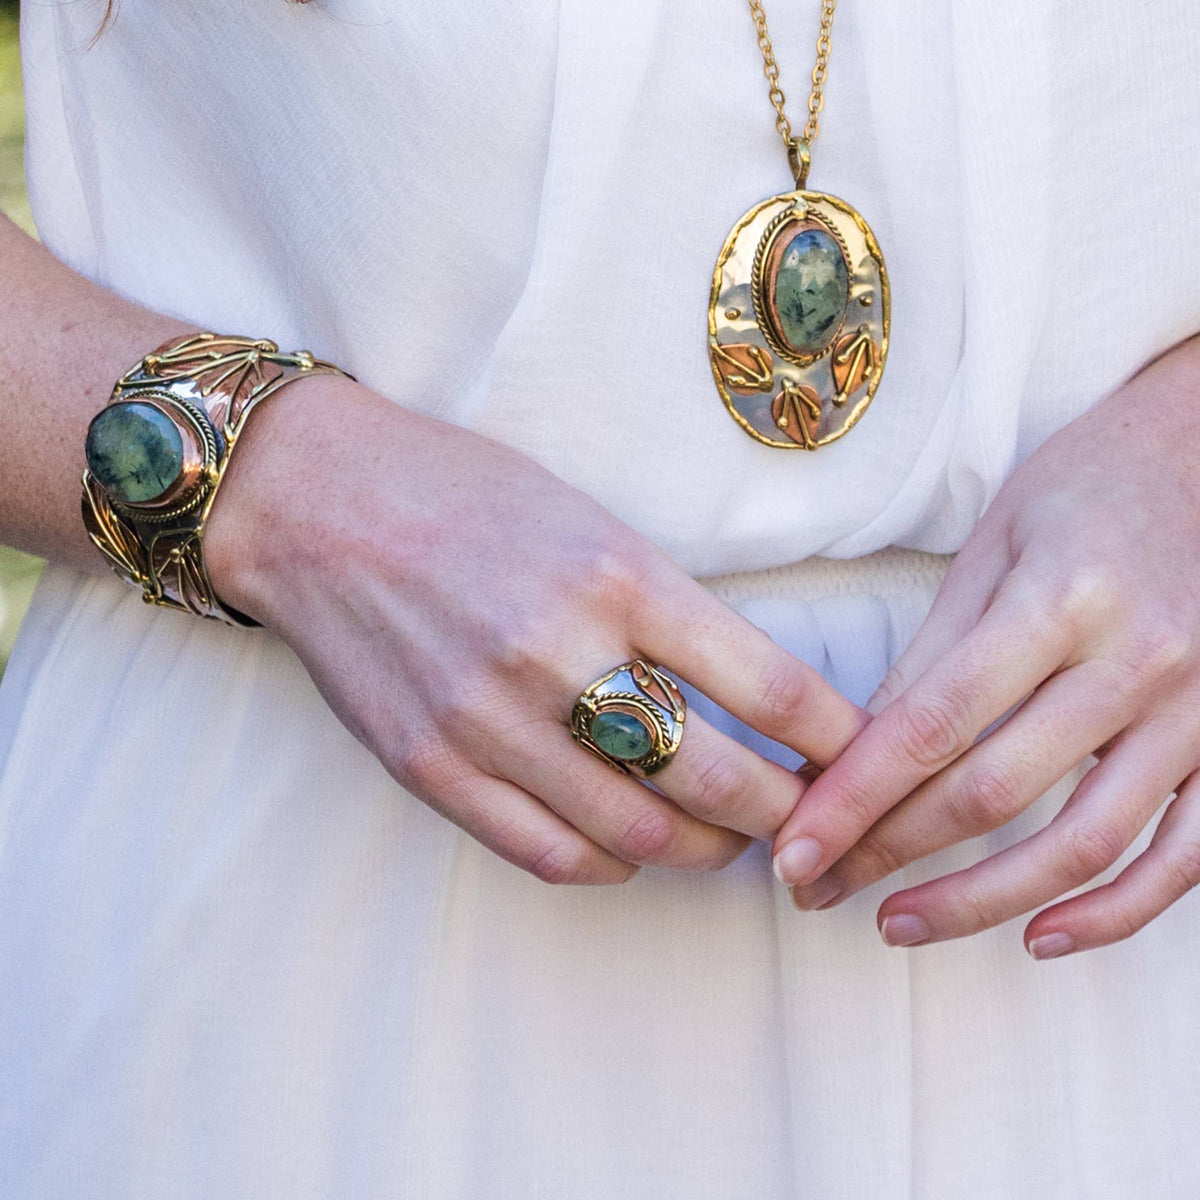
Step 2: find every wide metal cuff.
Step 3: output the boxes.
[81,331,352,626]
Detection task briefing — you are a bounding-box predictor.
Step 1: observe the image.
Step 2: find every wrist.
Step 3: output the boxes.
[203,371,381,626]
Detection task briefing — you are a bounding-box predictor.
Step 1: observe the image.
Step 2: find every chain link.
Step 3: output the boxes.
[746,0,839,157]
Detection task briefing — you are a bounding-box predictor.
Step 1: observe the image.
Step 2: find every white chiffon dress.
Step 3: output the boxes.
[5,2,1200,1197]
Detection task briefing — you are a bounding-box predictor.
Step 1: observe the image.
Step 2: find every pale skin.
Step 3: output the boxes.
[773,332,1200,959]
[5,210,1200,955]
[0,211,865,883]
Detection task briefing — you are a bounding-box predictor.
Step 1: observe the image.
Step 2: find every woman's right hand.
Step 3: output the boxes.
[206,375,865,884]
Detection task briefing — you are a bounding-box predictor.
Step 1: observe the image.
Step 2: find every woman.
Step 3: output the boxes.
[2,0,1199,1195]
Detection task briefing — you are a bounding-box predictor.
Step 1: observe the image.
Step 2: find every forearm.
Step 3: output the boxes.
[0,212,197,570]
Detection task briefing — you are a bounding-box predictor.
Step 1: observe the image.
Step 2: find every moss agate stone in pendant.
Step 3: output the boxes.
[772,228,849,356]
[709,189,890,450]
[589,710,655,762]
[85,400,185,503]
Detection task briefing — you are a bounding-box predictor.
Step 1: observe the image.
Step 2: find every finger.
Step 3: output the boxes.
[1023,768,1200,958]
[866,538,1008,715]
[791,658,1133,909]
[869,718,1190,945]
[649,709,807,841]
[496,716,751,872]
[771,569,1073,887]
[634,582,866,766]
[402,749,638,885]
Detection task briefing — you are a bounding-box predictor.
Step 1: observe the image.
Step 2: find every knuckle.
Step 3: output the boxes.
[686,750,751,822]
[426,670,497,732]
[827,786,883,841]
[891,696,968,769]
[525,839,591,886]
[853,827,907,880]
[1162,841,1200,898]
[1101,904,1147,945]
[489,616,548,677]
[955,878,1003,933]
[616,807,679,864]
[578,534,656,615]
[1123,617,1193,682]
[1059,819,1128,882]
[396,732,459,797]
[1039,564,1121,635]
[994,568,1043,618]
[754,656,812,731]
[954,764,1024,832]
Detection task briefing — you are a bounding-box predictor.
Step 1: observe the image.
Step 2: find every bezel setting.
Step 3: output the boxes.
[98,388,222,523]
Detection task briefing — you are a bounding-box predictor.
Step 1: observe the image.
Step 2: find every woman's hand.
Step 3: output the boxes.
[772,334,1200,957]
[206,375,865,884]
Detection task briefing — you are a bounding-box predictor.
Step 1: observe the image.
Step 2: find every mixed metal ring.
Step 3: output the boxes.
[570,659,687,777]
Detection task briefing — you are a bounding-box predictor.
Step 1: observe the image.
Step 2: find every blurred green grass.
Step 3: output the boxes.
[1,2,46,676]
[0,5,31,235]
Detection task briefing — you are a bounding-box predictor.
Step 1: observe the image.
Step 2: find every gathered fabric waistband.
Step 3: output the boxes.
[697,546,955,608]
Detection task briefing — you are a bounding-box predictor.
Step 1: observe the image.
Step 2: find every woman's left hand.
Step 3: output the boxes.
[771,333,1200,959]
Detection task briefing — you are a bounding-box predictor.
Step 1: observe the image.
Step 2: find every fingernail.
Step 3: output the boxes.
[1028,933,1076,960]
[879,914,931,947]
[791,874,844,911]
[772,837,823,886]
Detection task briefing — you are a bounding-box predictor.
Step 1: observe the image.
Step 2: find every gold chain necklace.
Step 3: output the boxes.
[709,0,890,450]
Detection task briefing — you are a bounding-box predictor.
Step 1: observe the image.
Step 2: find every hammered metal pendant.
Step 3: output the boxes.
[709,188,890,449]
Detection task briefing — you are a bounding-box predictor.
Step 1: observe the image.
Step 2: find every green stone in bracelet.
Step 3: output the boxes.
[85,401,185,504]
[590,710,654,761]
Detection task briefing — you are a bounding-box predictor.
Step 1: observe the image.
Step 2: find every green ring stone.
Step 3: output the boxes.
[85,400,185,504]
[590,710,655,761]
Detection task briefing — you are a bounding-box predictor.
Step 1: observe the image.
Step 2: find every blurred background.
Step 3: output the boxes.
[0,0,46,678]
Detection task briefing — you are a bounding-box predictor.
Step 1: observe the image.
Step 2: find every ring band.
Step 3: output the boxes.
[570,659,687,776]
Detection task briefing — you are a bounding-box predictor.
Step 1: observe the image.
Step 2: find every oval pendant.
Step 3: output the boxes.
[708,190,890,450]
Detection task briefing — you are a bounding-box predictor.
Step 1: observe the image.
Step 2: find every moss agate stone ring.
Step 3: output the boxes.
[570,660,686,777]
